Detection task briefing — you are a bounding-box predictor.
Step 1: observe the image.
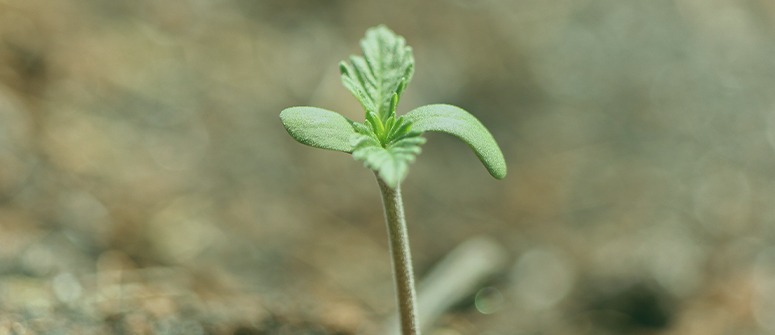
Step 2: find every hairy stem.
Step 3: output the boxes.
[376,174,420,335]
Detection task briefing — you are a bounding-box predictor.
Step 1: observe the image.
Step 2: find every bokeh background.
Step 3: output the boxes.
[2,0,775,334]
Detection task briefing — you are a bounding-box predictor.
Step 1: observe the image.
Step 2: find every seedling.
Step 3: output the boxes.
[280,25,506,335]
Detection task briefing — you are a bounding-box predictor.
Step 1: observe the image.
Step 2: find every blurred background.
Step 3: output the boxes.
[1,0,775,334]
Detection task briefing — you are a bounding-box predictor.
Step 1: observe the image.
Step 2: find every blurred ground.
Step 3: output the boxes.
[1,0,775,334]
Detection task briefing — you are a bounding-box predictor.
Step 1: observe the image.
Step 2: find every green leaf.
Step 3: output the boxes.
[280,106,359,152]
[405,104,507,179]
[340,25,414,123]
[352,132,426,188]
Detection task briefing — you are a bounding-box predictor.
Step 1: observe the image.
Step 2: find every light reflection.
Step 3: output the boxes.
[52,272,82,304]
[475,287,504,315]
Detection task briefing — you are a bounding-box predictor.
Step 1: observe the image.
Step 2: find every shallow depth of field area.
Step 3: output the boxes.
[1,1,775,334]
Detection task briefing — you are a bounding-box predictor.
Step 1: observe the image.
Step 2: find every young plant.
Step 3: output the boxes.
[280,25,506,335]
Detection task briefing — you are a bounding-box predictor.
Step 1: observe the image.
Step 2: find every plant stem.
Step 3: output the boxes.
[376,174,420,335]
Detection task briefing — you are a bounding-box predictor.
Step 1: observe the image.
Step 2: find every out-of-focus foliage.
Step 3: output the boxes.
[1,0,775,334]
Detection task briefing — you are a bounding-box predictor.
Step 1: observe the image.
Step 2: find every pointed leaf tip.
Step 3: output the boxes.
[280,107,358,153]
[405,104,507,179]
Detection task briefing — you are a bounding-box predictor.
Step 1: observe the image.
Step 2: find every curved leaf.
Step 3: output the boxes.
[280,107,358,152]
[405,104,507,179]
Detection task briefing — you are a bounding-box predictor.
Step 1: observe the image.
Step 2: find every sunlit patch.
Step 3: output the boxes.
[52,272,82,304]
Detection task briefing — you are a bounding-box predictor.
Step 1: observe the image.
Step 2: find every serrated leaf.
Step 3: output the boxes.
[384,116,417,144]
[405,104,507,179]
[352,133,426,188]
[280,106,359,152]
[340,25,414,122]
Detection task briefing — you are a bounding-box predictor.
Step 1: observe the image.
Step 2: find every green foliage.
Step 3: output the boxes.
[280,106,358,153]
[279,25,506,189]
[405,104,507,179]
[340,25,414,123]
[352,113,426,188]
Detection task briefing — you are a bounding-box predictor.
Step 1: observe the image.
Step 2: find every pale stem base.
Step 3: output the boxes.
[376,174,420,335]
